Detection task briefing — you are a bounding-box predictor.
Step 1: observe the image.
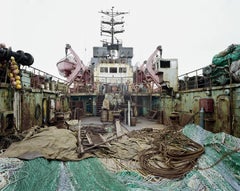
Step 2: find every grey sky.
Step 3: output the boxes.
[1,0,240,78]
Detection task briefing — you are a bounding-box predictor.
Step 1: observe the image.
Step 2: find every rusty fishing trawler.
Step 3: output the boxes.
[0,7,240,191]
[56,7,240,138]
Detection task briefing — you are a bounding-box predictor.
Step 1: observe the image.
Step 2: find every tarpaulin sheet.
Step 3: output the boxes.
[1,126,79,161]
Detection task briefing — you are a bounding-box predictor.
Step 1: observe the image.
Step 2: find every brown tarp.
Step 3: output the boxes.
[1,126,80,161]
[0,126,155,161]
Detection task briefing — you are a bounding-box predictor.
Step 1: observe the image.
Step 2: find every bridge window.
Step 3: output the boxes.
[100,67,108,73]
[119,67,127,73]
[160,60,170,68]
[110,67,117,73]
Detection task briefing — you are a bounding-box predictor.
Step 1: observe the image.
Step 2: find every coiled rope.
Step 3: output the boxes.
[139,130,205,179]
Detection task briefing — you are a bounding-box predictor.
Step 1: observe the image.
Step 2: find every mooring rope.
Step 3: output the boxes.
[138,130,205,179]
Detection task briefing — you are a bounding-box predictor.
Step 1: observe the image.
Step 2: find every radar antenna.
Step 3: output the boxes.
[100,6,129,45]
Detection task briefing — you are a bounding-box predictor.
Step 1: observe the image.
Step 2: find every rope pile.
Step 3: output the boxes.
[139,129,205,179]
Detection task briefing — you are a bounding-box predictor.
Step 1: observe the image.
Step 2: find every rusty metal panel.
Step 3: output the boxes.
[232,86,240,136]
[233,116,240,137]
[192,96,200,124]
[21,92,35,131]
[192,96,200,113]
[216,95,230,134]
[20,91,49,131]
[21,100,32,131]
[0,89,13,111]
[199,98,214,113]
[233,100,240,117]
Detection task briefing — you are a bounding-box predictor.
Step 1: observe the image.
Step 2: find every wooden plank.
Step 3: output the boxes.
[86,132,94,145]
[78,132,128,158]
[77,120,84,154]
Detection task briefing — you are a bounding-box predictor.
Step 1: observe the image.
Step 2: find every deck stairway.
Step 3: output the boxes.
[96,95,105,116]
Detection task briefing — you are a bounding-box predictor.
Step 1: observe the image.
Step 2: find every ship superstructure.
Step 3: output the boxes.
[56,7,179,123]
[91,7,133,85]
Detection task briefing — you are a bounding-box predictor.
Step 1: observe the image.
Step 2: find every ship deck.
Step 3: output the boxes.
[1,116,240,190]
[81,116,165,131]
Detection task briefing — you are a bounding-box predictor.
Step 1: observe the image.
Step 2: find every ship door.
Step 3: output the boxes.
[192,96,201,124]
[217,96,230,134]
[42,98,47,125]
[0,111,14,135]
[48,98,56,124]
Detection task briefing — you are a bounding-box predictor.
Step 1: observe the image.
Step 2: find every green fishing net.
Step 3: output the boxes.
[1,124,240,191]
[212,44,240,66]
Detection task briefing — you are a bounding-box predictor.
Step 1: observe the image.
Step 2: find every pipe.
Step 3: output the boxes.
[199,107,205,128]
[128,100,131,126]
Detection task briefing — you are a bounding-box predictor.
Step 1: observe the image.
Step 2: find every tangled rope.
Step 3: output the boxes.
[139,130,204,179]
[197,147,240,170]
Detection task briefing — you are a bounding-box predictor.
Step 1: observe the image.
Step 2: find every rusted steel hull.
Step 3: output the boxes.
[0,68,70,136]
[158,84,240,137]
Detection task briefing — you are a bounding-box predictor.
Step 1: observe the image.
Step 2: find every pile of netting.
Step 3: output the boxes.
[212,44,240,66]
[1,124,240,190]
[1,158,128,191]
[0,158,24,190]
[202,44,240,85]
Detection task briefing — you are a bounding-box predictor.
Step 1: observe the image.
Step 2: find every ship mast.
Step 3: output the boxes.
[100,6,128,45]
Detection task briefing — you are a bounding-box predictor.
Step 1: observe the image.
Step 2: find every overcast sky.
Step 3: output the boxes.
[1,0,240,78]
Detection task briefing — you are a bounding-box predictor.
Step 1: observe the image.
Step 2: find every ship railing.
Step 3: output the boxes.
[178,67,204,90]
[178,64,232,91]
[95,76,133,84]
[20,65,68,91]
